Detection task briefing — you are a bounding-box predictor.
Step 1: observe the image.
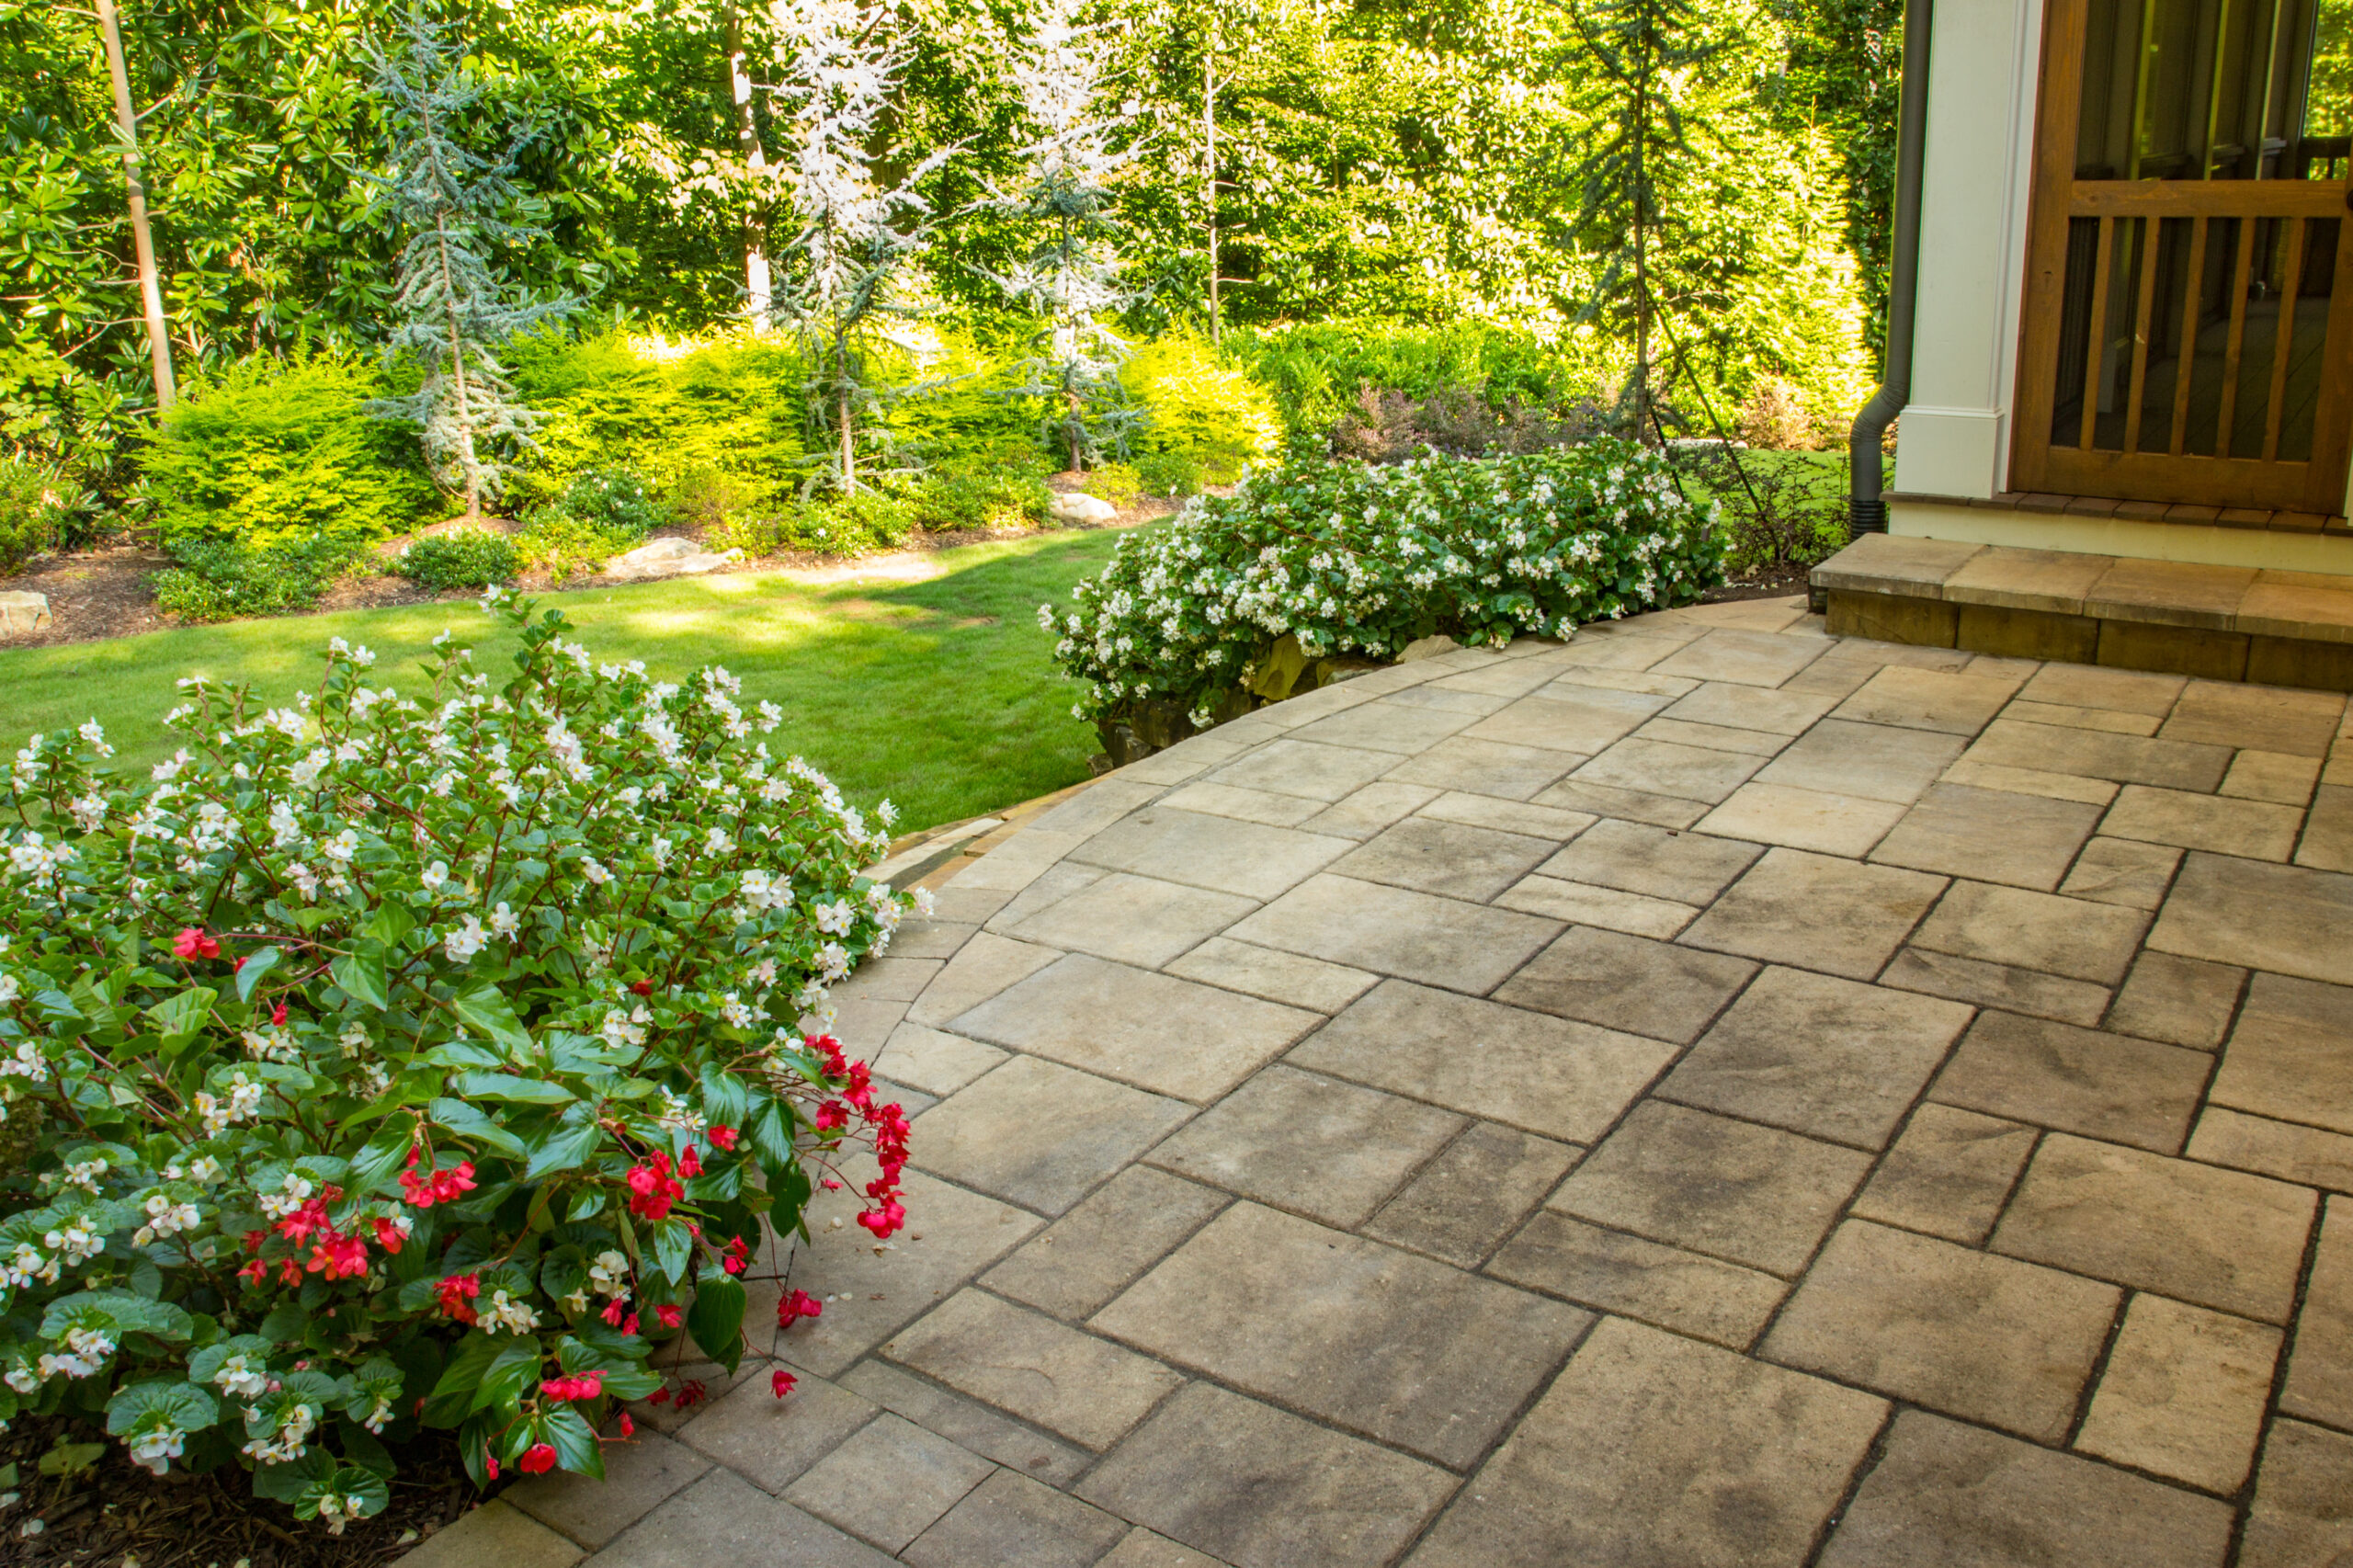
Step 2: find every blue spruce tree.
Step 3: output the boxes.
[365,4,574,520]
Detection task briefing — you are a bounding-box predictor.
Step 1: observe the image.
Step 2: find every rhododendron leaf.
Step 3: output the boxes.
[541,1402,604,1480]
[472,1335,544,1415]
[233,946,282,1004]
[450,985,529,1055]
[453,1071,574,1106]
[330,946,388,1012]
[105,1379,216,1436]
[653,1220,692,1286]
[685,1277,745,1374]
[427,1098,528,1159]
[144,988,214,1043]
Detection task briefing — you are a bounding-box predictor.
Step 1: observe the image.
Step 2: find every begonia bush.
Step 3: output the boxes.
[1040,440,1723,733]
[0,590,918,1529]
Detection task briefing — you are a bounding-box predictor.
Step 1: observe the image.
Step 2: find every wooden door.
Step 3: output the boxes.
[2012,0,2352,513]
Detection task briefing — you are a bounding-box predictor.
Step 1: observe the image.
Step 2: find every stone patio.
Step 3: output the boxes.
[403,597,2353,1568]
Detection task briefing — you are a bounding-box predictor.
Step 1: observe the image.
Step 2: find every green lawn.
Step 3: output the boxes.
[0,529,1131,834]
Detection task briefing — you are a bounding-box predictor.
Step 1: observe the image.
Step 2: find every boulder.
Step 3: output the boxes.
[604,537,745,582]
[0,591,51,637]
[1398,633,1461,663]
[1049,493,1119,526]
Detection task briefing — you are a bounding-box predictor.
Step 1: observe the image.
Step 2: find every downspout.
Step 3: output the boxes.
[1848,0,1936,535]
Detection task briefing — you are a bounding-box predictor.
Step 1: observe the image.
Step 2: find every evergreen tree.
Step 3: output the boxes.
[765,0,951,493]
[1555,0,1734,437]
[364,3,575,519]
[985,0,1142,471]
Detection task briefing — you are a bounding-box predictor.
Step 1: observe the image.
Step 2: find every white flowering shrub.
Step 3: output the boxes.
[1040,441,1724,730]
[0,591,919,1528]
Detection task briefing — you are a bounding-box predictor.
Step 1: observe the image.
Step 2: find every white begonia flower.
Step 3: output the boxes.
[444,915,487,962]
[420,859,449,892]
[490,902,522,939]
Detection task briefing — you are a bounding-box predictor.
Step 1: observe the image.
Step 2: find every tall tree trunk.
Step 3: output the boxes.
[724,5,773,329]
[96,0,176,412]
[835,334,855,492]
[1203,33,1221,350]
[1631,38,1652,445]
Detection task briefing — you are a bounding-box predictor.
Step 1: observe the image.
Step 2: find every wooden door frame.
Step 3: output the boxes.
[2009,0,2353,513]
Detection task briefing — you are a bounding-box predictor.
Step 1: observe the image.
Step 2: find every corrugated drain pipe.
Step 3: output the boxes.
[1848,0,1936,537]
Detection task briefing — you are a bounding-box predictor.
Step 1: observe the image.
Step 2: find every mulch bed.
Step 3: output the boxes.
[0,1415,497,1568]
[1701,564,1815,604]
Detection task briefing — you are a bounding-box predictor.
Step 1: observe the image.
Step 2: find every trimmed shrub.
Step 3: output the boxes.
[394,528,523,590]
[1040,440,1723,735]
[1120,334,1283,483]
[1133,449,1204,498]
[141,358,436,551]
[0,596,917,1527]
[515,468,665,581]
[150,535,370,623]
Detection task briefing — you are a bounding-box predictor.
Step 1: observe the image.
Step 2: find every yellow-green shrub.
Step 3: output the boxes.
[1120,334,1283,483]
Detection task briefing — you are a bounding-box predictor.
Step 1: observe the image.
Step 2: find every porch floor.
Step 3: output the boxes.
[410,605,2353,1568]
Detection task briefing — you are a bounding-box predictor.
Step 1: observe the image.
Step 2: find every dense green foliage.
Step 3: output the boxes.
[0,459,60,572]
[142,359,432,551]
[3,0,1893,508]
[0,597,915,1516]
[392,528,523,589]
[150,537,373,624]
[1042,442,1722,733]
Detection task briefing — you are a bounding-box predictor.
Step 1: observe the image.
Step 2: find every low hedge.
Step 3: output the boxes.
[1040,440,1723,738]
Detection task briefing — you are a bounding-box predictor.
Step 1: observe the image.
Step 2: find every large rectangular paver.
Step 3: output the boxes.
[1072,807,1355,897]
[781,1414,993,1553]
[1404,1317,1883,1568]
[884,1289,1184,1451]
[1493,926,1756,1044]
[2102,784,2304,861]
[590,1471,897,1568]
[1869,782,2103,890]
[2149,852,2353,987]
[1075,1382,1455,1568]
[2076,1292,2281,1494]
[1881,947,2112,1026]
[1461,687,1669,753]
[1816,1411,2234,1568]
[1570,736,1768,803]
[911,1055,1189,1216]
[1830,665,2023,735]
[1095,1203,1588,1468]
[1929,1010,2210,1153]
[1755,719,1967,803]
[1763,1220,2119,1442]
[1658,966,1972,1148]
[906,933,1064,1027]
[1911,881,2150,983]
[1008,872,1259,968]
[1228,874,1561,993]
[1697,782,1911,858]
[1658,680,1845,734]
[2158,680,2345,756]
[1994,1134,2317,1323]
[1327,816,1555,902]
[1288,699,1480,755]
[2242,1419,2353,1567]
[951,953,1323,1102]
[903,1471,1129,1568]
[1962,718,2232,791]
[1145,1063,1463,1226]
[1651,628,1831,687]
[1679,847,1947,980]
[1292,979,1676,1143]
[2210,971,2353,1134]
[1549,1100,1874,1275]
[1206,738,1409,802]
[1385,736,1582,801]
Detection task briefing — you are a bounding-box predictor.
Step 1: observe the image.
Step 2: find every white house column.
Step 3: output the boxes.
[1891,0,2047,501]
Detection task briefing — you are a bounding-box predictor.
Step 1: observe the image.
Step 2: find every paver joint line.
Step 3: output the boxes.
[427,604,2353,1568]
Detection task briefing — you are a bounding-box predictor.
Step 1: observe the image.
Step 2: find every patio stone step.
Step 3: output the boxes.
[1813,535,2353,690]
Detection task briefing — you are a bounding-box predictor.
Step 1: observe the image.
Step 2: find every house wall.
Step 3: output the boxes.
[1888,0,2046,503]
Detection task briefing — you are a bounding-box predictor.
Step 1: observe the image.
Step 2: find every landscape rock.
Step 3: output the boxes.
[1399,633,1461,662]
[604,537,745,582]
[1049,493,1119,526]
[0,591,51,637]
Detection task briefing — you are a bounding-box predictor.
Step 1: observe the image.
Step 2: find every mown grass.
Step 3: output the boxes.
[0,529,1132,834]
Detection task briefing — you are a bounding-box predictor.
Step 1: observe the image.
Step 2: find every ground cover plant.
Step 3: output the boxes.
[0,528,1122,829]
[0,589,922,1529]
[1042,441,1722,744]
